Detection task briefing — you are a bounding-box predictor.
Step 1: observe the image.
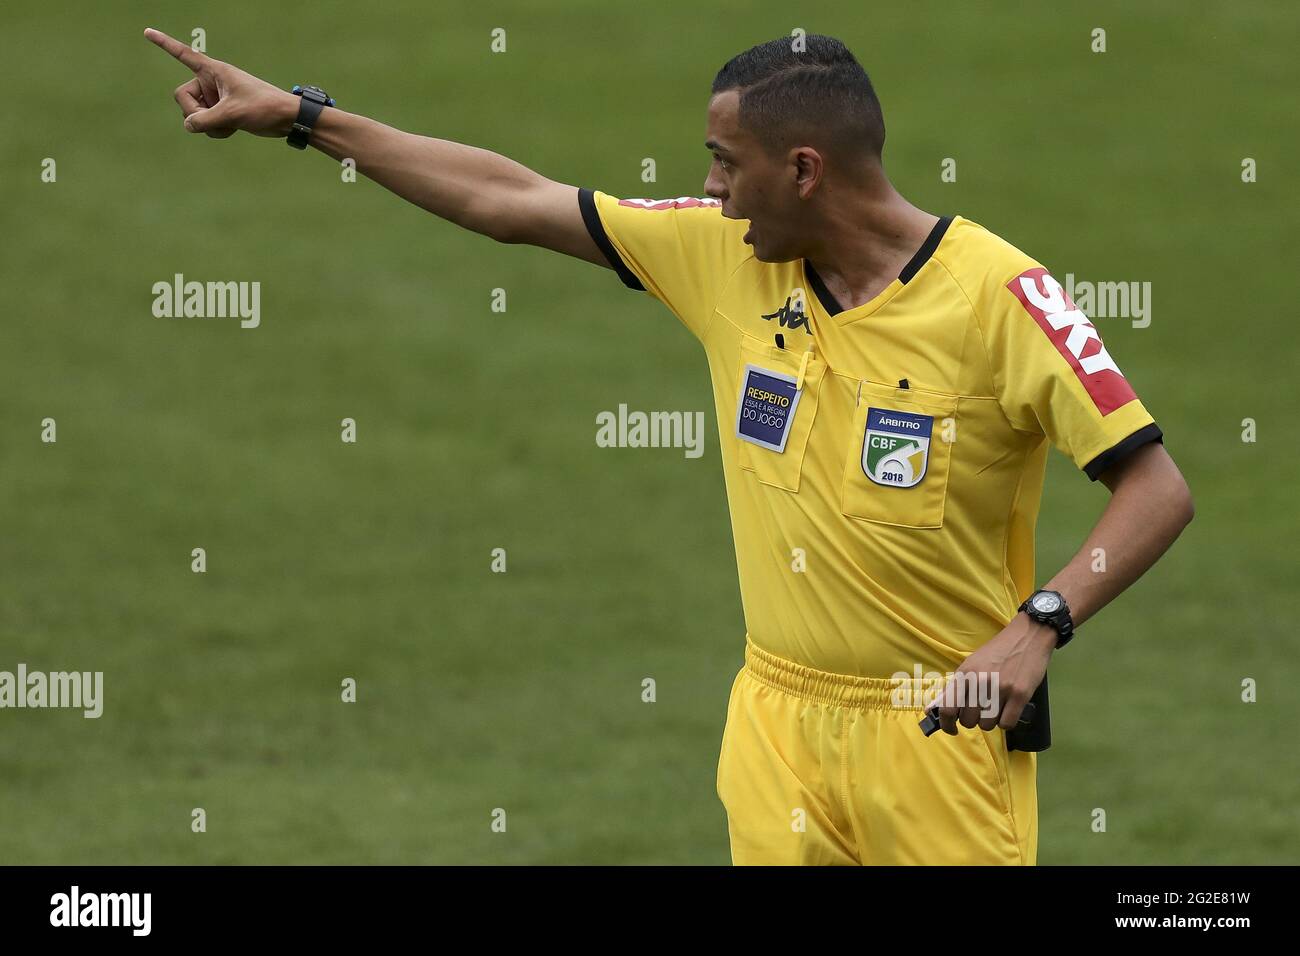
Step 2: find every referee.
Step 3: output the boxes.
[146,29,1193,865]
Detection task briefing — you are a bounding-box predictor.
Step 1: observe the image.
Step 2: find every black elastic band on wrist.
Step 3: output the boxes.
[287,87,333,150]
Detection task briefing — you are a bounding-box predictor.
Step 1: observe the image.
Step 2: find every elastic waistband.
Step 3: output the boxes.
[743,638,937,711]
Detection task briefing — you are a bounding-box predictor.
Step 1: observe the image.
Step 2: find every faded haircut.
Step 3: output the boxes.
[712,35,885,161]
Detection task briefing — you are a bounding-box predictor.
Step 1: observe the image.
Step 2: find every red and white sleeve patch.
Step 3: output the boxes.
[617,197,721,210]
[1006,267,1137,416]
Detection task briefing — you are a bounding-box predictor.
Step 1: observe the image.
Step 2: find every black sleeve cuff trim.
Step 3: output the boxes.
[1083,422,1164,481]
[578,188,645,292]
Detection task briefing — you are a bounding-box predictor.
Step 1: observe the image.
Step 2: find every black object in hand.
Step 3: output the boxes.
[918,677,1051,752]
[919,701,1034,735]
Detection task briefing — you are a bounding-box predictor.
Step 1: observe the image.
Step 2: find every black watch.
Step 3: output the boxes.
[1019,589,1075,648]
[287,85,335,150]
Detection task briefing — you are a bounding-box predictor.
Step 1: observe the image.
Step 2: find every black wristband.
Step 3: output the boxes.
[287,85,334,150]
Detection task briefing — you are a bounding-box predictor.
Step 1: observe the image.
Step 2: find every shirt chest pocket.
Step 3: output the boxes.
[840,380,957,529]
[734,333,826,493]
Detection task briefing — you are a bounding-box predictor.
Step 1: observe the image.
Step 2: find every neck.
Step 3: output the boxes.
[803,176,940,310]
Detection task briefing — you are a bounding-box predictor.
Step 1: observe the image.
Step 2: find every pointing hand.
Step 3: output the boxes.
[144,28,298,139]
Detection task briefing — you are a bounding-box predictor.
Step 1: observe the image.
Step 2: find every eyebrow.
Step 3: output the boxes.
[705,140,733,154]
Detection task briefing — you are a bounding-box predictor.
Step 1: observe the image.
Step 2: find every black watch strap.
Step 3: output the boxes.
[287,85,334,150]
[1020,589,1075,648]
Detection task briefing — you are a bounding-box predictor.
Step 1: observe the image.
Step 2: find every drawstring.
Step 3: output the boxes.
[795,342,815,391]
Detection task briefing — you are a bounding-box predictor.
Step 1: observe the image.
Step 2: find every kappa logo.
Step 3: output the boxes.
[1007,267,1137,416]
[863,408,932,487]
[761,295,811,333]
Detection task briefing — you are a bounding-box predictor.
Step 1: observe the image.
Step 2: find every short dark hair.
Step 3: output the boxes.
[712,35,885,161]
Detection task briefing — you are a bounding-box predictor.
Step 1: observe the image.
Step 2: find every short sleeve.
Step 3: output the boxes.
[982,265,1163,480]
[579,188,751,340]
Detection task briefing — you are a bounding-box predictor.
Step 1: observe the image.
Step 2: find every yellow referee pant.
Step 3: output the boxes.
[716,638,1038,865]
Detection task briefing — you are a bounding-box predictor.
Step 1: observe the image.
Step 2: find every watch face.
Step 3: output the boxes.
[1031,592,1062,614]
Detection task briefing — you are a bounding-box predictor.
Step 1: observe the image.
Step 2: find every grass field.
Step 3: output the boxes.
[1,0,1296,864]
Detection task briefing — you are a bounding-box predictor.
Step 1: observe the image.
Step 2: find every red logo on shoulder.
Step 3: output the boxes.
[617,197,721,211]
[1006,267,1137,416]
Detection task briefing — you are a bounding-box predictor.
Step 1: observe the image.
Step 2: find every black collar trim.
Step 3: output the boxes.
[805,215,953,316]
[898,215,953,283]
[804,262,844,317]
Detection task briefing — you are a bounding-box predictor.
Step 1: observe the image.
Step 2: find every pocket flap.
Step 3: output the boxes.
[841,381,956,529]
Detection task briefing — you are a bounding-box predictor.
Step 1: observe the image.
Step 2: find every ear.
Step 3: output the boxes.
[791,146,824,199]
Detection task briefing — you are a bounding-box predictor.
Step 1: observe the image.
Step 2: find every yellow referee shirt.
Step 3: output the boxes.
[580,189,1162,678]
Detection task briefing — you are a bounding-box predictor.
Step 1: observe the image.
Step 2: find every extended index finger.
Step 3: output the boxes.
[144,27,207,72]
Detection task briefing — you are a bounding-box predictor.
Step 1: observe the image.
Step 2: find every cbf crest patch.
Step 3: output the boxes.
[862,408,933,487]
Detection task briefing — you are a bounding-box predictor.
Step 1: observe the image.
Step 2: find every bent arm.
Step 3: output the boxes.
[1041,442,1194,627]
[935,441,1194,733]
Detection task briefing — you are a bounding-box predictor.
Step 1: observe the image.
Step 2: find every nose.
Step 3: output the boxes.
[704,169,728,204]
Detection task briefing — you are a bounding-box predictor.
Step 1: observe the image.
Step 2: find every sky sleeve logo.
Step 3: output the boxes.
[1006,267,1137,415]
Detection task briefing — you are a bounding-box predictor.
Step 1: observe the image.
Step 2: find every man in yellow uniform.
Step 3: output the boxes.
[148,29,1194,865]
[582,185,1171,864]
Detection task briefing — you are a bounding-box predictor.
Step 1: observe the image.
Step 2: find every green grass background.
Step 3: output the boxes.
[1,0,1295,864]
